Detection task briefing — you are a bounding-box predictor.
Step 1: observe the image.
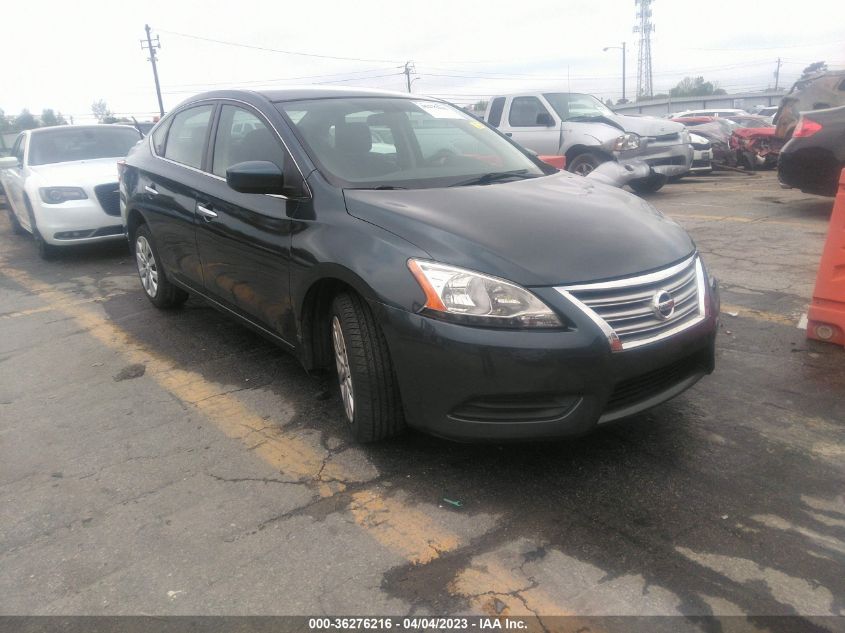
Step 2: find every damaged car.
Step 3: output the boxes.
[485,92,692,193]
[774,70,845,138]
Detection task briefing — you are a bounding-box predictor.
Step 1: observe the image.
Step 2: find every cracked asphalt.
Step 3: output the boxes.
[1,171,844,625]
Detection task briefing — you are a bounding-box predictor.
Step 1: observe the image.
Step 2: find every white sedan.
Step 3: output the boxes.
[0,125,142,259]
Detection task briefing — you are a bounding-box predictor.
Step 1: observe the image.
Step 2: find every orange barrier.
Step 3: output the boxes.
[539,155,566,170]
[807,168,845,348]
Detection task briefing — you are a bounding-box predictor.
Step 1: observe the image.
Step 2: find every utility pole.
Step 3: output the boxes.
[403,61,415,93]
[142,24,165,118]
[774,57,783,90]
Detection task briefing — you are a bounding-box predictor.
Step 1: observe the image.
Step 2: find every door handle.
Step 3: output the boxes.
[196,203,218,219]
[144,185,158,195]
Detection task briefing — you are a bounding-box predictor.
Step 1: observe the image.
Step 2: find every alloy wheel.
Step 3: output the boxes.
[332,316,354,422]
[135,235,159,298]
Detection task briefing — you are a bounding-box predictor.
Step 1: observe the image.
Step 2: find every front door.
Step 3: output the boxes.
[504,96,560,155]
[195,103,300,343]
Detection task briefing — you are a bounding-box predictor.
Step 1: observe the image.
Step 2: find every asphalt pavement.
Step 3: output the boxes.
[1,171,843,627]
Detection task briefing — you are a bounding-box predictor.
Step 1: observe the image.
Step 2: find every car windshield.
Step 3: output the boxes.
[542,93,615,121]
[276,97,545,189]
[28,127,141,166]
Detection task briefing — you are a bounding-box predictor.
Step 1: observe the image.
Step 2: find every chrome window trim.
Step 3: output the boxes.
[147,97,311,201]
[556,255,706,352]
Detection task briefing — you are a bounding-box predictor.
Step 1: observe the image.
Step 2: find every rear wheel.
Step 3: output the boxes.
[567,152,607,176]
[330,292,405,442]
[134,224,188,308]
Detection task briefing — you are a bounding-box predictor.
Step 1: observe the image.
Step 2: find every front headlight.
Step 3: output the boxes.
[407,259,563,328]
[39,187,88,204]
[613,132,640,151]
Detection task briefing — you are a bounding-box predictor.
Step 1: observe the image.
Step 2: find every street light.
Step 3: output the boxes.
[602,42,626,104]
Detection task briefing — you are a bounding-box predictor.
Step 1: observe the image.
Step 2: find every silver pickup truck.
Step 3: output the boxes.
[485,92,693,192]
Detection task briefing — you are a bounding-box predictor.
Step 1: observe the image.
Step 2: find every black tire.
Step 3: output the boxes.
[567,152,607,176]
[133,223,188,309]
[330,292,405,442]
[629,173,668,194]
[667,174,684,183]
[24,197,59,260]
[7,207,27,235]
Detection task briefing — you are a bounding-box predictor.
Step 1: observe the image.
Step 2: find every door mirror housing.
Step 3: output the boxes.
[536,112,555,127]
[226,161,285,195]
[0,156,19,169]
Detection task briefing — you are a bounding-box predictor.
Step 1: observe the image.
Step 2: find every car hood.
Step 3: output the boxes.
[28,158,121,186]
[600,114,686,138]
[344,172,695,286]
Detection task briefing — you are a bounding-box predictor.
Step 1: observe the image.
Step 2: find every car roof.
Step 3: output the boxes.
[28,124,139,135]
[185,86,435,104]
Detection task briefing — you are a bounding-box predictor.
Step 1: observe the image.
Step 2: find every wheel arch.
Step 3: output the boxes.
[564,145,613,168]
[296,266,382,371]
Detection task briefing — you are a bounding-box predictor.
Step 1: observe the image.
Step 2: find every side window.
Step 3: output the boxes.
[11,135,24,163]
[487,97,506,127]
[212,105,287,178]
[151,116,173,156]
[163,105,214,169]
[508,97,552,127]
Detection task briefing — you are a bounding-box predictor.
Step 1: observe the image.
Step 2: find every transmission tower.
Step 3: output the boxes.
[633,0,654,98]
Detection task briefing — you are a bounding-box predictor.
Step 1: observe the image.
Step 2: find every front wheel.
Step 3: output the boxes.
[567,152,607,176]
[629,173,668,194]
[330,292,405,442]
[134,224,188,308]
[24,197,59,259]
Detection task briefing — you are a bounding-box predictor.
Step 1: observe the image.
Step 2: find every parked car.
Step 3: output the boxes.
[671,117,737,167]
[484,92,692,193]
[121,87,719,443]
[778,105,845,197]
[688,133,713,174]
[673,108,749,119]
[775,70,845,138]
[724,115,773,129]
[0,125,142,258]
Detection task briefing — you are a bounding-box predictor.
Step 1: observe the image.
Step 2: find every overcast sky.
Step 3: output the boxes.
[4,0,844,122]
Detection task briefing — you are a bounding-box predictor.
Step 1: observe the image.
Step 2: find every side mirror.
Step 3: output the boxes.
[0,156,19,169]
[226,161,285,195]
[536,112,555,127]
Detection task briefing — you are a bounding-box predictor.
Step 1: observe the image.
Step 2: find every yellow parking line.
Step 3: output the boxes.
[0,294,123,320]
[0,261,574,617]
[669,213,824,228]
[721,303,802,327]
[0,264,454,558]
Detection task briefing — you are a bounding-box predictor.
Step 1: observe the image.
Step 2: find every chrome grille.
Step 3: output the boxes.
[557,255,706,351]
[645,132,681,145]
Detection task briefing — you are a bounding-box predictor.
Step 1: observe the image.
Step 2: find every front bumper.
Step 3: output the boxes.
[373,285,718,441]
[618,141,693,178]
[690,148,713,173]
[33,198,124,245]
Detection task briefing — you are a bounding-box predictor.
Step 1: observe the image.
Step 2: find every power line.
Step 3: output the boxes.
[156,28,402,64]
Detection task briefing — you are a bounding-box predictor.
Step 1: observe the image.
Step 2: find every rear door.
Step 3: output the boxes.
[502,96,560,154]
[194,102,301,342]
[141,103,216,290]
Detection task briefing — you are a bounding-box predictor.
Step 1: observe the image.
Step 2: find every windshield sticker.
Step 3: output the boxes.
[470,120,485,129]
[414,101,468,119]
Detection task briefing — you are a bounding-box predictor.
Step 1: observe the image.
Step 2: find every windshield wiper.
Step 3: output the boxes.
[448,170,535,187]
[346,185,407,190]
